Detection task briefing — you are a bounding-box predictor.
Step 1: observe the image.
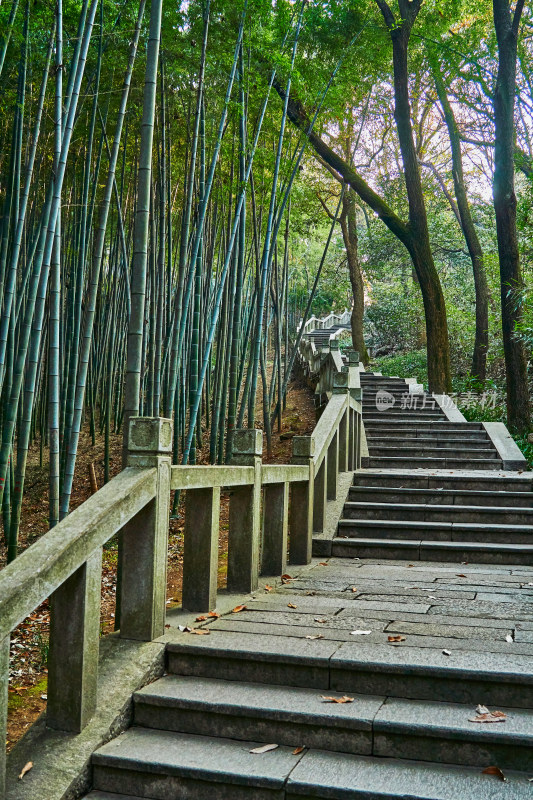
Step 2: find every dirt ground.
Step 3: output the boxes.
[4,373,316,750]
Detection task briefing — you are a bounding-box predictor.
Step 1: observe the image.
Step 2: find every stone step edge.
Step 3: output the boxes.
[331,536,533,553]
[89,730,533,800]
[342,501,533,517]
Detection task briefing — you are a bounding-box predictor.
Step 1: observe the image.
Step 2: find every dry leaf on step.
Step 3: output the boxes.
[321,695,354,704]
[351,587,358,592]
[250,743,279,754]
[281,574,292,580]
[189,628,210,635]
[314,617,328,623]
[456,574,467,578]
[388,635,406,642]
[293,746,305,755]
[195,615,206,622]
[287,603,297,609]
[476,704,490,714]
[482,766,506,781]
[470,710,507,723]
[208,611,220,618]
[318,562,328,566]
[265,585,273,592]
[18,762,33,780]
[305,634,324,640]
[232,605,247,613]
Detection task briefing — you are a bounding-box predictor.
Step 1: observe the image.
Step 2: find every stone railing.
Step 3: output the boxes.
[297,308,351,336]
[0,378,362,795]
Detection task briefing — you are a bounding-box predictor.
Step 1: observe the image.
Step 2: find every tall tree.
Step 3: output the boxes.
[493,0,530,431]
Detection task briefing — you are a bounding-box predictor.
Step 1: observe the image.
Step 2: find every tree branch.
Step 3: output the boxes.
[374,0,395,31]
[272,77,411,248]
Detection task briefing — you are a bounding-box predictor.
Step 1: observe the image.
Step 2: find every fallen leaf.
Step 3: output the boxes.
[250,743,279,754]
[351,587,358,592]
[351,630,371,635]
[306,591,316,596]
[318,562,328,566]
[388,635,406,642]
[505,635,513,643]
[305,634,324,640]
[407,564,414,568]
[321,695,354,704]
[189,628,210,635]
[470,710,507,724]
[208,611,220,619]
[195,615,207,622]
[232,605,247,613]
[442,649,451,656]
[18,762,33,780]
[293,746,305,755]
[281,574,292,580]
[287,603,297,609]
[482,766,506,781]
[314,617,328,623]
[456,574,467,578]
[476,704,490,714]
[265,585,273,592]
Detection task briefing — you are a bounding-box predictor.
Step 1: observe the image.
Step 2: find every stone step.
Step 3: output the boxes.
[133,674,381,757]
[284,749,532,799]
[338,516,533,543]
[348,485,533,507]
[368,447,499,460]
[363,417,450,426]
[330,536,533,566]
[132,675,533,771]
[165,631,533,707]
[87,730,533,800]
[367,457,503,470]
[352,471,532,492]
[363,411,446,420]
[363,421,483,431]
[365,435,491,447]
[343,500,533,525]
[91,728,304,799]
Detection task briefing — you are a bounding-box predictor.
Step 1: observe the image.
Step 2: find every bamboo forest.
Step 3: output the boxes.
[3,1,533,792]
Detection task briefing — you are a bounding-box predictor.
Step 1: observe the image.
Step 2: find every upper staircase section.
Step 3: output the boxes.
[361,372,504,471]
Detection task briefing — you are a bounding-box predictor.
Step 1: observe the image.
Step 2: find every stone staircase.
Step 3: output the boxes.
[83,556,533,799]
[80,369,533,800]
[305,323,350,350]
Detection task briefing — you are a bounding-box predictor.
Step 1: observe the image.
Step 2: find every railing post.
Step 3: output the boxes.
[182,485,220,612]
[1,634,9,795]
[47,547,102,731]
[261,480,289,577]
[338,406,348,473]
[290,436,315,563]
[327,430,339,501]
[120,417,172,641]
[227,429,262,593]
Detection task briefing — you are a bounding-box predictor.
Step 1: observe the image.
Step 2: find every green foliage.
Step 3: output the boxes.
[373,349,428,387]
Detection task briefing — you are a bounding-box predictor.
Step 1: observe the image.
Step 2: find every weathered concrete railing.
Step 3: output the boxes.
[0,418,172,796]
[0,381,362,796]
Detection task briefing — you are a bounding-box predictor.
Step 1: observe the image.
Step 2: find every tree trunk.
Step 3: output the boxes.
[381,0,451,392]
[433,66,489,382]
[339,191,368,363]
[493,0,530,431]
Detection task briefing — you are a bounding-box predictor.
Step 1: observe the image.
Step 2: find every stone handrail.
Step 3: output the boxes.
[0,383,362,796]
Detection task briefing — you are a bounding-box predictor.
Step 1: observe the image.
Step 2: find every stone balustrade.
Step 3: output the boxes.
[0,373,362,797]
